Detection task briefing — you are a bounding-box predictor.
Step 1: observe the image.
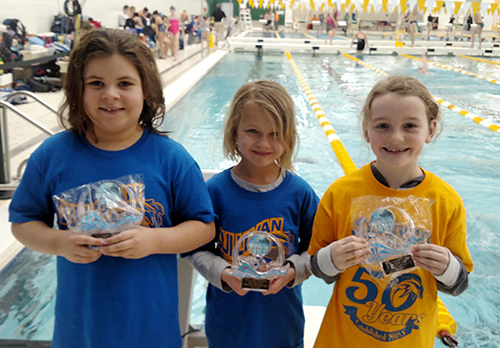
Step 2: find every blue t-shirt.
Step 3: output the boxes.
[204,169,319,348]
[9,130,215,348]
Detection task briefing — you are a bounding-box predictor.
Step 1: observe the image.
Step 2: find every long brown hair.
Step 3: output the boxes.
[58,29,166,143]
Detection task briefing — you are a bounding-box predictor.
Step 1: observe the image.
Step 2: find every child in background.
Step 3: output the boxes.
[9,29,215,348]
[188,80,319,348]
[308,76,473,347]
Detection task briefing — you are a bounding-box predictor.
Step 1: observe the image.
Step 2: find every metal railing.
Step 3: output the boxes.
[0,91,57,198]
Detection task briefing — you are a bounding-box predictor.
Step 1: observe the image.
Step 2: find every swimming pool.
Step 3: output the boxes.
[1,51,499,346]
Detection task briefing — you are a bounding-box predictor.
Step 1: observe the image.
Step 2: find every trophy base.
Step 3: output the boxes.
[381,254,415,275]
[242,278,270,291]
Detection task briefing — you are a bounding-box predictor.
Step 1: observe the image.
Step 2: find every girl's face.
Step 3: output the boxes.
[83,54,144,146]
[364,93,436,178]
[235,104,284,173]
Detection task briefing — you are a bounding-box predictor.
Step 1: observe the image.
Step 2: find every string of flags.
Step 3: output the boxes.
[237,0,498,16]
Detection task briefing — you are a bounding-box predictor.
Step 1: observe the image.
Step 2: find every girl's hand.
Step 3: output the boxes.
[61,231,103,264]
[330,235,369,270]
[411,244,449,276]
[262,264,296,296]
[221,269,249,296]
[99,226,157,259]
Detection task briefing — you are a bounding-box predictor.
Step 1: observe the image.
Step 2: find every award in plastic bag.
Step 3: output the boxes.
[53,174,145,247]
[352,195,433,281]
[227,231,290,291]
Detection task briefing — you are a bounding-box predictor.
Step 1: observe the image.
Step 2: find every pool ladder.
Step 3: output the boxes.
[0,91,56,199]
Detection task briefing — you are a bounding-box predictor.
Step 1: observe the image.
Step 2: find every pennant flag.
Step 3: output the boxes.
[417,0,426,11]
[471,1,480,14]
[382,0,389,12]
[400,0,407,13]
[363,0,370,12]
[408,0,418,12]
[454,1,462,15]
[480,2,489,16]
[490,3,499,15]
[435,1,444,13]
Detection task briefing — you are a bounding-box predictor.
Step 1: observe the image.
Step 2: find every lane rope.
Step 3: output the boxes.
[286,51,357,174]
[401,53,500,85]
[344,53,500,134]
[459,55,500,66]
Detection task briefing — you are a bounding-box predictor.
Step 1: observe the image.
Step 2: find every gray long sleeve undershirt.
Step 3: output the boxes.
[188,250,312,293]
[310,245,469,296]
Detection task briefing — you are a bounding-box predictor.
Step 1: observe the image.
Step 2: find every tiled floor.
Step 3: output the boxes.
[0,41,227,269]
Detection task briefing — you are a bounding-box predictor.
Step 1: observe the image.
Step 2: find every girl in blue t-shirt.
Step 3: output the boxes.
[9,29,215,348]
[188,80,319,348]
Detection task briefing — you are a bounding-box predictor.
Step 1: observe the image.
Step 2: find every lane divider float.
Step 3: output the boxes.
[344,53,500,133]
[286,51,357,174]
[286,51,459,341]
[401,53,500,85]
[459,55,500,66]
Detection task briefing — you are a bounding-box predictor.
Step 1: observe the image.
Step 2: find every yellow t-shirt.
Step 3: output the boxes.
[308,163,473,347]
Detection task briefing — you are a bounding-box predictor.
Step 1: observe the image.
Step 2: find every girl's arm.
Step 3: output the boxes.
[311,236,369,283]
[187,250,233,292]
[411,244,469,296]
[12,221,103,264]
[285,251,312,286]
[99,220,215,259]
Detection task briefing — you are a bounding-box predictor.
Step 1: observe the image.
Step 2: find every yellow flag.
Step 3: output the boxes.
[435,1,445,13]
[417,0,426,11]
[471,2,480,13]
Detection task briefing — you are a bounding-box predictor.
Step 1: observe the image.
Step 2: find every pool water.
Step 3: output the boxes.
[1,52,500,346]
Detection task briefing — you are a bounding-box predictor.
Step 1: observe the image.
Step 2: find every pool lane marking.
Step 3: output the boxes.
[459,55,500,66]
[302,32,317,40]
[286,51,358,174]
[342,53,389,76]
[401,53,500,85]
[343,53,500,134]
[434,98,500,132]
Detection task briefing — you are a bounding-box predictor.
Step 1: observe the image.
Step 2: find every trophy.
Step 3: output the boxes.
[352,195,432,280]
[367,206,417,276]
[227,231,290,291]
[53,174,145,247]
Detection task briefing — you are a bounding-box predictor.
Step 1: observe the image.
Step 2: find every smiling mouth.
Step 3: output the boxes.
[253,151,271,156]
[99,107,124,112]
[384,148,408,153]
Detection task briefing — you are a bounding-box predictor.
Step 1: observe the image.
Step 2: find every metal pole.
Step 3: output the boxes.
[0,106,13,198]
[0,106,10,185]
[200,0,205,58]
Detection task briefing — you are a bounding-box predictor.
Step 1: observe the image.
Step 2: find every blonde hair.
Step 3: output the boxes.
[361,75,442,140]
[223,80,298,171]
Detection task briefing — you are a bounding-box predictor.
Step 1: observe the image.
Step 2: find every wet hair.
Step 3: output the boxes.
[223,80,298,171]
[58,29,166,142]
[361,75,442,140]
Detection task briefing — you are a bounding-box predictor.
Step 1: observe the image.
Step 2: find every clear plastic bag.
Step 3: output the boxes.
[351,195,433,281]
[53,174,145,238]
